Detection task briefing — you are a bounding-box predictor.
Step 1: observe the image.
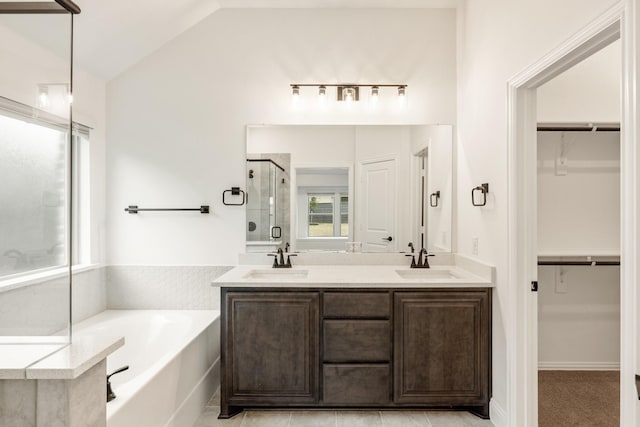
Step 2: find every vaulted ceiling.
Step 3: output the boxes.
[73,0,460,80]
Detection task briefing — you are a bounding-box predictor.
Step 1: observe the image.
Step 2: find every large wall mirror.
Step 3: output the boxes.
[246,125,453,253]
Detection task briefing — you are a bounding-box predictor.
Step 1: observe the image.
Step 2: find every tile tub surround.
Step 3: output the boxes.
[0,267,107,336]
[0,264,232,336]
[106,265,232,309]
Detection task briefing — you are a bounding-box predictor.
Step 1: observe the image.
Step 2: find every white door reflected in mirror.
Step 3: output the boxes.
[360,158,396,252]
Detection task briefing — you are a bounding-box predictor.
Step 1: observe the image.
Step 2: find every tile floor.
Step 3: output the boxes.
[192,390,495,427]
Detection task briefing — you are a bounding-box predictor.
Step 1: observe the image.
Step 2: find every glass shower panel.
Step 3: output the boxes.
[0,11,72,345]
[247,160,278,242]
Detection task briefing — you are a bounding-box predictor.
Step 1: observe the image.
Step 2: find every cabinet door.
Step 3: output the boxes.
[394,290,490,406]
[224,291,319,404]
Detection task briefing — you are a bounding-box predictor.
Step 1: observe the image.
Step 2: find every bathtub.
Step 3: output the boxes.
[72,310,220,427]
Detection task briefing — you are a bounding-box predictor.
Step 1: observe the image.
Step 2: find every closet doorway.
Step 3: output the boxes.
[505,5,640,425]
[535,39,621,426]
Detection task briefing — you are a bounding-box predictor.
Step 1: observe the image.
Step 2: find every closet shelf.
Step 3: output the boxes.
[538,254,620,267]
[537,250,620,258]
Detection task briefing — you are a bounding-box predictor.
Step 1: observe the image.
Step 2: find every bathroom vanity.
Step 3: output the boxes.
[214,258,493,419]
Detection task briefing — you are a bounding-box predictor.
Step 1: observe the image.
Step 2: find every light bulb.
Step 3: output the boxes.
[291,85,300,106]
[344,87,355,103]
[370,86,379,105]
[38,86,49,108]
[397,86,407,108]
[318,85,327,105]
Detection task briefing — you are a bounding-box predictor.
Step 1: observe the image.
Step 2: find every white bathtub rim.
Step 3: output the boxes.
[71,309,220,420]
[102,310,220,419]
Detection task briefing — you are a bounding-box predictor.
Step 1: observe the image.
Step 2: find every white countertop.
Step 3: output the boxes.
[0,335,123,380]
[213,263,493,288]
[26,335,124,380]
[0,344,66,379]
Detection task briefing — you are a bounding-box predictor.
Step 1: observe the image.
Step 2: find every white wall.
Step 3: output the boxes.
[247,125,355,164]
[0,16,70,112]
[537,40,621,123]
[106,8,457,265]
[457,0,620,418]
[538,265,620,369]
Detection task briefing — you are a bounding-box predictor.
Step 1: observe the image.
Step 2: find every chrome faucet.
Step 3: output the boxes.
[406,248,434,268]
[268,248,297,268]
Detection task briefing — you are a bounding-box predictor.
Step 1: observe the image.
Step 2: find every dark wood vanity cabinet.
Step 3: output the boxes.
[219,287,491,419]
[220,291,320,417]
[394,290,491,418]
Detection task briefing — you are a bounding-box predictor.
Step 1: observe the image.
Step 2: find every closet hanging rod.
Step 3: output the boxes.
[538,261,620,266]
[246,158,285,172]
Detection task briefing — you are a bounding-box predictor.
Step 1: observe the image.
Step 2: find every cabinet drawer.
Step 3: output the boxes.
[323,364,391,404]
[323,292,390,318]
[324,320,391,362]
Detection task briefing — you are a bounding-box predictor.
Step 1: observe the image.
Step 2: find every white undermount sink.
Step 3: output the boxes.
[394,268,461,280]
[242,269,309,280]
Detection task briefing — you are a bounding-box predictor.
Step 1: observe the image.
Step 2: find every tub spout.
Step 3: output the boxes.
[107,365,130,402]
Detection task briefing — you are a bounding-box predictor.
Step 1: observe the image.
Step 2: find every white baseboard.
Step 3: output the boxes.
[538,361,619,370]
[489,399,507,427]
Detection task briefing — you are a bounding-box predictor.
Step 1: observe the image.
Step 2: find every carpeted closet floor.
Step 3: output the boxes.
[538,370,619,427]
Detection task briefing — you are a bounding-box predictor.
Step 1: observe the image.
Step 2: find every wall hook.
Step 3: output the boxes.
[429,191,440,207]
[471,183,489,207]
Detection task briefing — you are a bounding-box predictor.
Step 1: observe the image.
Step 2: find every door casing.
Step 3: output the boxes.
[506,2,638,426]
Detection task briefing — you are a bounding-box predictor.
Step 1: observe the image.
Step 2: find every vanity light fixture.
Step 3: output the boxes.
[290,83,407,103]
